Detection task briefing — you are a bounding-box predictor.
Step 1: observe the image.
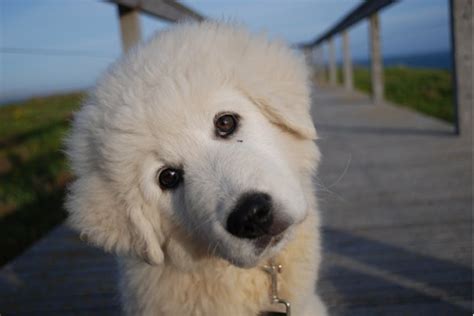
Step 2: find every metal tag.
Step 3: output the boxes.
[262,261,291,316]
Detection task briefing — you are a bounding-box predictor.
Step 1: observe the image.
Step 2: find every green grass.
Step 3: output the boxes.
[334,66,454,123]
[0,93,82,266]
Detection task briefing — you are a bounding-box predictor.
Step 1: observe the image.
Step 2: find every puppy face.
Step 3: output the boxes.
[137,89,308,267]
[65,22,319,269]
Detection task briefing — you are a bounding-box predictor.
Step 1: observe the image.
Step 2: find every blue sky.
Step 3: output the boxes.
[0,0,451,104]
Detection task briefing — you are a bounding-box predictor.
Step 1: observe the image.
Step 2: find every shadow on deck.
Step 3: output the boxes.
[0,86,472,315]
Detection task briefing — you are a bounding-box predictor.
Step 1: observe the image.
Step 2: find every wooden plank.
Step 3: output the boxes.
[0,226,120,315]
[108,0,204,23]
[330,301,472,316]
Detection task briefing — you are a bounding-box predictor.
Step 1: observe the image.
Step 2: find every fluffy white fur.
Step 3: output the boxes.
[65,21,326,315]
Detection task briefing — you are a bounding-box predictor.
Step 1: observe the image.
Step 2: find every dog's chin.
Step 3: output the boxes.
[215,232,290,269]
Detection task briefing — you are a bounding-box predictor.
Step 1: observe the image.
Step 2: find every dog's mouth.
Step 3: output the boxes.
[254,231,286,251]
[255,213,293,249]
[206,218,292,268]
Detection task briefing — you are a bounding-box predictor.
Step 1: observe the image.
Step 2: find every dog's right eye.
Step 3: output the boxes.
[214,112,239,138]
[157,168,183,190]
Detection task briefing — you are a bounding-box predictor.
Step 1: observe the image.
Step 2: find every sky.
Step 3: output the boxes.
[0,0,451,104]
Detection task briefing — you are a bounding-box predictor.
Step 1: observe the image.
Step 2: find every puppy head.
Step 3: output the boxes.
[65,21,319,268]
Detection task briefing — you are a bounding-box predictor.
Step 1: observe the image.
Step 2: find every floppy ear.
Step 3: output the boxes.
[251,92,317,140]
[66,175,164,265]
[237,63,317,140]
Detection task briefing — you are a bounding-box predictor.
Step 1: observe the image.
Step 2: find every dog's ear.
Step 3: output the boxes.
[252,93,317,140]
[239,71,317,140]
[66,175,164,265]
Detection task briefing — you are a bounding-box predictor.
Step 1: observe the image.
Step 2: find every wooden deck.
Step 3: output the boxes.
[312,86,472,315]
[0,86,472,315]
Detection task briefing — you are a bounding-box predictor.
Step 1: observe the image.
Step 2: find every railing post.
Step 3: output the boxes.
[342,30,353,92]
[328,37,337,86]
[302,47,311,65]
[302,47,315,82]
[117,5,142,53]
[369,13,384,104]
[317,46,326,83]
[450,0,472,136]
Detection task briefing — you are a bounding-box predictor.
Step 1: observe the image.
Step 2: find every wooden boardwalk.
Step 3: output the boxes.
[312,86,472,315]
[0,86,472,315]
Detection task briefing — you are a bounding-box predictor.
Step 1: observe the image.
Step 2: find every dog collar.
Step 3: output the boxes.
[259,259,291,316]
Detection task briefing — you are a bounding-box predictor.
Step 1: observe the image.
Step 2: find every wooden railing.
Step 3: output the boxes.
[299,0,398,105]
[300,0,472,136]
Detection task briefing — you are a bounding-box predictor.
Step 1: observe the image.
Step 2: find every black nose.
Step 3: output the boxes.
[226,192,273,239]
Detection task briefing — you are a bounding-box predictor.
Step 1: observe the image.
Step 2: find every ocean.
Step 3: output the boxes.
[353,51,452,70]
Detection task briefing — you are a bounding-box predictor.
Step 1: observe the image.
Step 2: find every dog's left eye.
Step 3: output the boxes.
[214,112,239,138]
[157,168,183,190]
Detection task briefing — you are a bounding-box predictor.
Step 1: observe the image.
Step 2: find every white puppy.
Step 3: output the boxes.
[66,21,326,316]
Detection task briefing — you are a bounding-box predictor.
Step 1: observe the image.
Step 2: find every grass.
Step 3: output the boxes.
[333,66,454,123]
[0,93,82,266]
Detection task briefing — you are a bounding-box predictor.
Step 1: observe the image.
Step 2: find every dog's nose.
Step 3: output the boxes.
[226,192,273,239]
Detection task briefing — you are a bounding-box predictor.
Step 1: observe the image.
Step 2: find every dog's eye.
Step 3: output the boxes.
[157,168,183,190]
[215,113,239,138]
